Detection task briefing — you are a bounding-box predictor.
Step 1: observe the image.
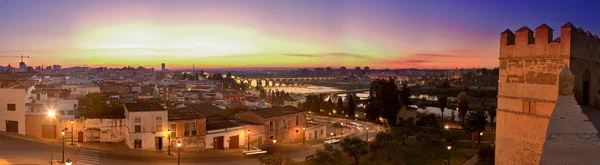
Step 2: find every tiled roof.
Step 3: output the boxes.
[125,103,165,112]
[168,107,205,120]
[185,103,222,117]
[206,120,242,130]
[250,106,304,118]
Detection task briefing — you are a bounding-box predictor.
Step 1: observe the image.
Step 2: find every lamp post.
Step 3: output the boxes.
[70,120,74,146]
[48,110,55,165]
[177,141,182,165]
[479,132,483,146]
[302,127,306,145]
[168,129,171,155]
[61,130,65,163]
[273,139,277,150]
[365,127,369,141]
[247,130,251,151]
[328,112,331,123]
[447,146,452,165]
[330,132,333,142]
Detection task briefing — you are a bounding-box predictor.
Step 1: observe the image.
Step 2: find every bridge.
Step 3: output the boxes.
[235,76,337,87]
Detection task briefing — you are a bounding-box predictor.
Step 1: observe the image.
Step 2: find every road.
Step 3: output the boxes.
[0,115,381,165]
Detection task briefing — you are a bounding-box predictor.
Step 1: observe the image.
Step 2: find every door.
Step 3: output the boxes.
[258,136,262,148]
[213,136,224,150]
[155,137,163,150]
[229,135,239,149]
[134,140,142,148]
[584,80,590,105]
[314,131,317,139]
[42,125,56,139]
[6,120,18,133]
[78,132,84,143]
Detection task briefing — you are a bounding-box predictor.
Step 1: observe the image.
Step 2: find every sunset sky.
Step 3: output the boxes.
[1,0,600,69]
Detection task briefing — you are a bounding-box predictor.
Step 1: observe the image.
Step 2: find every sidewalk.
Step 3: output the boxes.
[462,155,479,165]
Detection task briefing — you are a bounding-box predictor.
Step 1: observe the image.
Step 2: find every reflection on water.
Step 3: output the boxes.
[411,105,492,122]
[265,86,342,94]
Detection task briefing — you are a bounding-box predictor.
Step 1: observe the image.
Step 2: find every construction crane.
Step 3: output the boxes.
[0,54,30,62]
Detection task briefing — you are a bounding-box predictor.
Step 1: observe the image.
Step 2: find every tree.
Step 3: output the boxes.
[487,107,497,123]
[399,84,411,106]
[367,78,401,126]
[438,96,448,127]
[416,114,441,128]
[78,93,122,118]
[336,97,344,114]
[462,109,488,148]
[346,93,356,117]
[259,153,297,165]
[340,137,368,165]
[369,130,406,165]
[457,91,470,124]
[312,144,343,165]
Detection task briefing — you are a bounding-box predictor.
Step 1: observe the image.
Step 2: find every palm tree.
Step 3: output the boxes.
[438,96,448,127]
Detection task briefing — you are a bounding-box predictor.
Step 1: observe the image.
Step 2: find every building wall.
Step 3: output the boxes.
[205,126,246,149]
[496,23,600,165]
[168,118,207,150]
[80,118,127,142]
[305,124,326,141]
[125,110,169,149]
[0,87,32,134]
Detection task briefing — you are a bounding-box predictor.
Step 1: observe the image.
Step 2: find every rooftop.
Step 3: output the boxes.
[250,106,304,118]
[206,120,244,130]
[125,103,165,112]
[168,107,205,120]
[185,103,222,117]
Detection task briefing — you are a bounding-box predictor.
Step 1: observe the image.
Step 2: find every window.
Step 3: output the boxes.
[184,123,190,136]
[134,117,141,132]
[60,111,65,115]
[7,104,16,111]
[320,129,323,135]
[269,120,274,131]
[296,116,299,126]
[282,118,287,128]
[155,117,162,131]
[67,110,73,115]
[269,136,274,140]
[192,122,197,136]
[170,124,176,137]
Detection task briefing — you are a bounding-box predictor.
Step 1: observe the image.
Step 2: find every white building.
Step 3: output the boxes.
[0,85,35,134]
[56,94,81,119]
[124,103,169,150]
[61,84,100,95]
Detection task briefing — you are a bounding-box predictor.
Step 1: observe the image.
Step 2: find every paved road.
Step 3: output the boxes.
[0,115,381,165]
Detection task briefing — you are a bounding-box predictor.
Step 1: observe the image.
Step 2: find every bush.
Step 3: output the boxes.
[478,144,495,164]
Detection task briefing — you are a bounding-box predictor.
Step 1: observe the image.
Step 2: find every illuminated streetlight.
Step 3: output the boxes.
[247,130,251,151]
[168,129,171,155]
[444,125,449,130]
[366,127,369,141]
[302,127,306,145]
[177,141,182,165]
[479,132,484,146]
[447,146,452,165]
[48,110,55,118]
[61,130,65,163]
[70,120,74,146]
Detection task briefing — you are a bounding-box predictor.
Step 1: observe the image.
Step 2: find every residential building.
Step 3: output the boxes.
[205,120,262,150]
[168,107,207,150]
[124,103,168,150]
[0,85,35,134]
[185,103,223,123]
[235,106,306,145]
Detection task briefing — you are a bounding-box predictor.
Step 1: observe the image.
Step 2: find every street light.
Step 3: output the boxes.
[330,132,334,142]
[168,129,171,155]
[444,125,449,130]
[70,120,74,146]
[177,141,182,165]
[328,112,332,123]
[48,110,55,118]
[247,130,251,151]
[273,139,277,150]
[302,127,306,145]
[479,132,483,146]
[61,130,65,163]
[365,127,369,141]
[447,146,452,165]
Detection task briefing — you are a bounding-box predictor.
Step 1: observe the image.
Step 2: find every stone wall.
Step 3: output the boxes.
[496,23,600,165]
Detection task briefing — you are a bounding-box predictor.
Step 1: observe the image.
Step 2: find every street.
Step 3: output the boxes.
[0,115,381,165]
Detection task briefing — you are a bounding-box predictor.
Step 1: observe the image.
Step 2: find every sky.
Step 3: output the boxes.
[1,0,600,69]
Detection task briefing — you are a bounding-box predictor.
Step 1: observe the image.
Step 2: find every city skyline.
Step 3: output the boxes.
[1,0,600,69]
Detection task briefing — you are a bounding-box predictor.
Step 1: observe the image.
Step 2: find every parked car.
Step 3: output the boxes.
[332,123,343,127]
[324,138,340,144]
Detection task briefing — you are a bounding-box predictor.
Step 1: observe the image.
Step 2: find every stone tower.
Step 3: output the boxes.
[497,22,600,164]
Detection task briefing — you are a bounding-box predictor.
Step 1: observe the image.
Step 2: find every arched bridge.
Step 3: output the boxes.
[235,76,337,87]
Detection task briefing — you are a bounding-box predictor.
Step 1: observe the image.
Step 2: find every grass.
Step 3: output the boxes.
[297,138,478,165]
